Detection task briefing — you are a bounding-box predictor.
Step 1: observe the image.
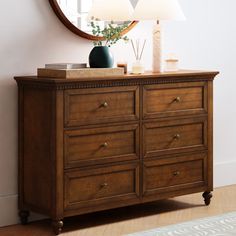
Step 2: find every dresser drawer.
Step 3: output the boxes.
[143,82,207,119]
[64,163,139,211]
[65,86,139,126]
[143,153,206,197]
[64,124,139,168]
[143,117,207,158]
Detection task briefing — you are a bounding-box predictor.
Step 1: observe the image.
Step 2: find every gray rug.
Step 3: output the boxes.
[126,212,236,236]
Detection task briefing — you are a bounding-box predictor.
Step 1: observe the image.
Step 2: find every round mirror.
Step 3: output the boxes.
[49,0,138,41]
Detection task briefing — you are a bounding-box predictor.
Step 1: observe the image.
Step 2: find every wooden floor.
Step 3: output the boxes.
[1,185,236,236]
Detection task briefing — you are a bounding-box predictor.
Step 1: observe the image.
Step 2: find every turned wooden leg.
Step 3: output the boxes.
[52,220,64,235]
[202,191,213,206]
[19,210,30,225]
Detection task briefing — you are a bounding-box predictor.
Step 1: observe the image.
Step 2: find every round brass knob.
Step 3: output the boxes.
[100,183,108,188]
[174,134,181,140]
[173,171,180,176]
[174,97,181,103]
[101,142,108,148]
[102,102,108,108]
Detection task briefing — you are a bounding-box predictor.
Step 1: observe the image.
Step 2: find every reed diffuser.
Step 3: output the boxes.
[131,39,146,74]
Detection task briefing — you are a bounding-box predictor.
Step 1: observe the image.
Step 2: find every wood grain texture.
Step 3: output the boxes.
[207,81,214,191]
[143,82,207,119]
[37,68,125,79]
[14,70,218,234]
[51,90,64,221]
[143,117,207,158]
[64,163,140,212]
[64,86,139,126]
[64,124,139,168]
[14,71,219,89]
[143,153,206,198]
[21,88,54,215]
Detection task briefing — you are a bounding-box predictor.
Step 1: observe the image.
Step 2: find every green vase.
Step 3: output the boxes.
[89,46,114,68]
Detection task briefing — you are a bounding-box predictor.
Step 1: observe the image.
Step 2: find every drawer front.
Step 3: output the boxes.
[143,117,207,158]
[64,163,139,211]
[65,86,139,126]
[143,153,206,197]
[143,82,207,119]
[64,124,139,168]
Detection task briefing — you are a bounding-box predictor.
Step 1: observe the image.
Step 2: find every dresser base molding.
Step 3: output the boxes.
[18,189,212,235]
[18,189,213,235]
[15,71,218,234]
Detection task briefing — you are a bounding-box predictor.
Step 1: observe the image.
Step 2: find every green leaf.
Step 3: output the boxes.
[89,21,129,47]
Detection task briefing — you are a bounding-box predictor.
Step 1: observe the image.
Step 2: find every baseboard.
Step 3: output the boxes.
[0,194,19,227]
[214,160,236,187]
[0,194,45,227]
[0,161,236,227]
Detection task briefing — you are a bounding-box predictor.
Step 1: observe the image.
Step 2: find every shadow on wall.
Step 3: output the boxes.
[0,79,18,195]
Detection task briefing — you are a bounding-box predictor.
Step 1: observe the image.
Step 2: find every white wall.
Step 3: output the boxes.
[0,0,235,227]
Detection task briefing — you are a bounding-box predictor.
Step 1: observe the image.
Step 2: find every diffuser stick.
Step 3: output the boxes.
[139,39,146,60]
[137,39,140,61]
[131,40,138,60]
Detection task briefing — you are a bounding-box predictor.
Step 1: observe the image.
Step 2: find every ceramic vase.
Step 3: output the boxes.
[89,46,114,68]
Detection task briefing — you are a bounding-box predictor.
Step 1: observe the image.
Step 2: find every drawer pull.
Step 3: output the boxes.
[173,171,180,176]
[100,183,108,188]
[101,102,108,108]
[174,97,181,103]
[101,142,108,148]
[173,134,181,140]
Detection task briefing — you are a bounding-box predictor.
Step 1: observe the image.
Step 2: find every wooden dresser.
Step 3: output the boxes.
[15,70,218,234]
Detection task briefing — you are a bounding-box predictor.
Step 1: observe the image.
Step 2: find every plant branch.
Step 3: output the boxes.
[90,21,129,47]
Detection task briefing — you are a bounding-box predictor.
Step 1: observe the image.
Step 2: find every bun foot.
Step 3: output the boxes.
[19,210,30,225]
[52,220,64,235]
[202,191,213,206]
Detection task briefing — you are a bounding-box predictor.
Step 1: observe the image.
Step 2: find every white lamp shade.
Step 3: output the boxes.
[88,0,134,21]
[133,0,186,21]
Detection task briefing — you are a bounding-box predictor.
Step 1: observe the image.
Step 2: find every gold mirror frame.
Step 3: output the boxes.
[49,0,138,41]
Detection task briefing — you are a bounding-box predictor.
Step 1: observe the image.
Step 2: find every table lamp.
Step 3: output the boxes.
[133,0,186,72]
[88,0,134,21]
[87,0,134,68]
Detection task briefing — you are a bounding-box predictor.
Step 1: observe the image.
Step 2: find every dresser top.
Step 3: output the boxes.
[14,70,219,90]
[15,70,218,82]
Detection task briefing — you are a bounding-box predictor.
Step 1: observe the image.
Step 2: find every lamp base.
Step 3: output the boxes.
[152,22,163,73]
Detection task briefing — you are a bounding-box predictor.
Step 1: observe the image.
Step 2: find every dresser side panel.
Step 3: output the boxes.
[20,88,54,214]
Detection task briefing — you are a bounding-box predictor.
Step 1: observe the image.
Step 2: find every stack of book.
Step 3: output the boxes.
[45,63,87,69]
